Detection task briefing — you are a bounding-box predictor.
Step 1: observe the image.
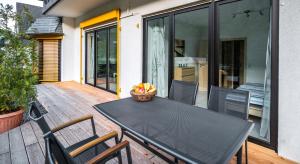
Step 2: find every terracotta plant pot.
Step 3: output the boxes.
[0,109,24,133]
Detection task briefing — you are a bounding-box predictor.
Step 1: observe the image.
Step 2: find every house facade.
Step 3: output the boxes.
[42,0,300,162]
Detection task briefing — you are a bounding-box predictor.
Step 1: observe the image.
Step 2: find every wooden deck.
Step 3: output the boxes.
[0,81,294,164]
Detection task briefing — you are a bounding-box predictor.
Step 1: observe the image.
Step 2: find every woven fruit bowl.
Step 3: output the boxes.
[130,83,156,102]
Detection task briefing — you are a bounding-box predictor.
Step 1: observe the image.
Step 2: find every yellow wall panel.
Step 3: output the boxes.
[41,40,60,82]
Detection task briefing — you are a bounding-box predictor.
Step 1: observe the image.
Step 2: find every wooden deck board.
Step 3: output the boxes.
[9,127,29,164]
[19,122,45,164]
[0,152,11,164]
[0,81,295,164]
[20,123,38,146]
[25,143,45,164]
[38,85,95,144]
[38,85,83,146]
[0,132,10,155]
[29,121,46,155]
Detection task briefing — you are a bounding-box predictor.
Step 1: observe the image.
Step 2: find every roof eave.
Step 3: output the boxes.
[42,0,61,15]
[27,33,64,38]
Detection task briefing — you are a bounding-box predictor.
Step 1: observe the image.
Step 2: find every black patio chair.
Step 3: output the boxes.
[208,85,250,164]
[168,80,199,105]
[29,101,132,164]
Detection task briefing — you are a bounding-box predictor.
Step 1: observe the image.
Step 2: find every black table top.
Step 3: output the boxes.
[94,97,253,164]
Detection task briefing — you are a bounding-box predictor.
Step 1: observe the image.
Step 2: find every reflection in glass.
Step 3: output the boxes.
[96,30,108,88]
[108,27,117,92]
[218,0,271,141]
[86,33,94,85]
[174,8,209,108]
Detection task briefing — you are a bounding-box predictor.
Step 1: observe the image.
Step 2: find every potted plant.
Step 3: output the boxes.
[0,4,38,133]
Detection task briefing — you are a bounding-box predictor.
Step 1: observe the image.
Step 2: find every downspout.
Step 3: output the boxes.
[80,28,83,84]
[117,10,121,98]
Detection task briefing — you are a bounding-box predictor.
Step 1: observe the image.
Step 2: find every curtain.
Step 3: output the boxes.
[260,7,272,139]
[88,33,95,83]
[147,18,169,97]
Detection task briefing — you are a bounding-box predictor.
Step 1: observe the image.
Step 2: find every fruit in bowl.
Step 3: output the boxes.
[130,83,156,102]
[132,83,156,94]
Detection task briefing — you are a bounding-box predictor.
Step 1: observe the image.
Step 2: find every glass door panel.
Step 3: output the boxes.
[108,27,117,92]
[146,17,170,97]
[96,30,108,89]
[174,8,209,108]
[217,0,271,142]
[86,32,95,85]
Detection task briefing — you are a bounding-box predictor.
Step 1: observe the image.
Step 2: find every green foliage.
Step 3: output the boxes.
[0,4,38,114]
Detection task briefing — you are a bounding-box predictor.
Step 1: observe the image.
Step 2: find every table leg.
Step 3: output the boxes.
[237,146,243,164]
[175,157,178,163]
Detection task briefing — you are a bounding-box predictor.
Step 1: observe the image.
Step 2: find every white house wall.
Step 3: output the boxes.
[73,26,81,83]
[278,0,300,162]
[61,17,77,81]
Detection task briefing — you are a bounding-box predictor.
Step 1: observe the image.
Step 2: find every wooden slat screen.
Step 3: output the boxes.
[38,40,43,80]
[39,40,60,82]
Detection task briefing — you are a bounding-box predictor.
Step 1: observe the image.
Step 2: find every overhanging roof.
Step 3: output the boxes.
[26,16,63,35]
[43,0,112,18]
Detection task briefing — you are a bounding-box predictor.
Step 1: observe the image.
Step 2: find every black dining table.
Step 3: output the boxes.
[94,96,254,164]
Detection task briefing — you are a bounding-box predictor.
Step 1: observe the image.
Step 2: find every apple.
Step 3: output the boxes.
[139,88,145,93]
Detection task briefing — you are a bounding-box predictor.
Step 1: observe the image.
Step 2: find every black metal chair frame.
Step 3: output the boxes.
[28,101,132,164]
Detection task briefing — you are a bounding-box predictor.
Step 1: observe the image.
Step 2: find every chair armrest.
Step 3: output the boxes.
[51,115,93,133]
[86,140,129,164]
[69,131,118,157]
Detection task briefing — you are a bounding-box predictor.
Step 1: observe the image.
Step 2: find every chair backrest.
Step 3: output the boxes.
[29,102,73,164]
[208,85,250,120]
[45,134,73,164]
[29,101,51,134]
[169,80,199,105]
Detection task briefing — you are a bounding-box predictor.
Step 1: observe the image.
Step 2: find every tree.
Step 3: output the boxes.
[0,3,38,114]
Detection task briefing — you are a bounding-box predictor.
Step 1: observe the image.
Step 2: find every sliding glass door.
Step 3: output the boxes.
[85,25,117,93]
[144,6,209,103]
[217,0,272,142]
[144,0,276,147]
[174,7,209,108]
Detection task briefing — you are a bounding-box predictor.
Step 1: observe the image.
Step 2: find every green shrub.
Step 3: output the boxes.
[0,4,38,114]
